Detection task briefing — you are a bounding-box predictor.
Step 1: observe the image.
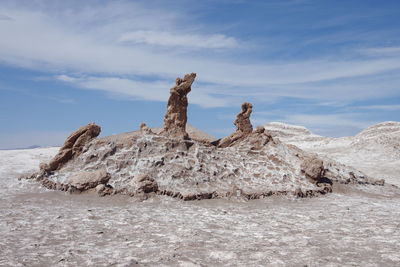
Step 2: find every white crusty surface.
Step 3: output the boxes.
[0,147,59,196]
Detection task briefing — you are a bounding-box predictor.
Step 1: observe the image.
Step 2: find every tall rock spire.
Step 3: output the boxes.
[162,73,196,138]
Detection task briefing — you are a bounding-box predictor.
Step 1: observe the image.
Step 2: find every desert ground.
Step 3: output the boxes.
[1,147,400,266]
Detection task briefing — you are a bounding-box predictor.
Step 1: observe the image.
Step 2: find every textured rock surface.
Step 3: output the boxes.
[217,102,254,148]
[234,102,253,134]
[146,124,215,143]
[41,123,101,172]
[67,169,111,191]
[300,155,324,182]
[162,73,196,138]
[130,174,158,194]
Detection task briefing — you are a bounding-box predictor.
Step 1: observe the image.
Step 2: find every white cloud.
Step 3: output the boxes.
[75,76,169,102]
[0,1,399,108]
[55,75,231,108]
[55,74,77,83]
[119,31,239,49]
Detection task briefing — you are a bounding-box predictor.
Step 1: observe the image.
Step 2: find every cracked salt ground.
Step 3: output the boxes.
[1,149,400,266]
[1,187,400,266]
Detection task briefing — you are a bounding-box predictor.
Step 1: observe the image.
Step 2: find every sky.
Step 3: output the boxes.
[0,0,400,149]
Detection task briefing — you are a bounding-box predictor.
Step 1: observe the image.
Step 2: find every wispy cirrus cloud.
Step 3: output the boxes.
[119,31,239,49]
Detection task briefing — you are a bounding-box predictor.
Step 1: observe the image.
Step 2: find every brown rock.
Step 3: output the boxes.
[139,122,154,134]
[39,163,48,171]
[43,123,101,171]
[234,102,253,134]
[95,184,105,193]
[301,156,324,181]
[67,169,111,191]
[162,73,196,138]
[130,174,158,194]
[247,130,273,150]
[254,125,265,134]
[217,102,254,148]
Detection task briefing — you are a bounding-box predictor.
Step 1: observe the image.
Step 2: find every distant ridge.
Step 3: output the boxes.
[264,121,400,186]
[0,145,42,151]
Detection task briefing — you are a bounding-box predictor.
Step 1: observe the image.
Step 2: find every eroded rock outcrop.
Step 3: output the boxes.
[162,73,196,138]
[41,123,101,172]
[27,72,385,200]
[234,102,253,134]
[217,102,254,148]
[40,123,101,172]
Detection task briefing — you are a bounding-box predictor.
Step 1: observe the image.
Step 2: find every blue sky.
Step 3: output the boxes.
[0,0,400,149]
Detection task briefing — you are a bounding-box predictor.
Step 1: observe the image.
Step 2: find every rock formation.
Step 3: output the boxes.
[40,123,101,172]
[234,102,253,134]
[300,155,325,182]
[264,122,397,186]
[217,102,254,148]
[130,174,158,194]
[67,168,111,191]
[139,122,153,134]
[162,73,196,138]
[27,73,385,201]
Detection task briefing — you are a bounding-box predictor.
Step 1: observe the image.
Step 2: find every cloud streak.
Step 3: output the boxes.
[55,75,232,108]
[119,31,239,49]
[356,105,400,111]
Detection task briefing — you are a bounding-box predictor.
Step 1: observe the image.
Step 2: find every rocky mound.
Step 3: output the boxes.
[353,121,400,153]
[26,73,384,200]
[357,121,400,138]
[264,121,400,186]
[264,122,340,148]
[264,122,314,139]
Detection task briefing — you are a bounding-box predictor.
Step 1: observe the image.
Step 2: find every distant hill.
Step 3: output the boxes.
[264,121,400,186]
